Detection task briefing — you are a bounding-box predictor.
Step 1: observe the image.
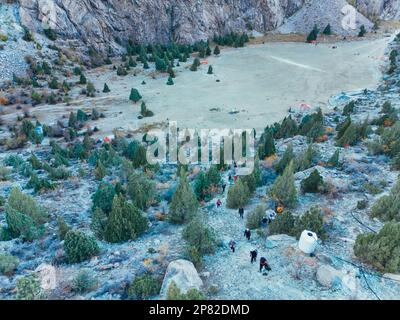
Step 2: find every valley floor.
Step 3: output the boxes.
[9,35,393,138]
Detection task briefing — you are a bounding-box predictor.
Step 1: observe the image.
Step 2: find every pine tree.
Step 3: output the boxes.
[49,78,59,90]
[270,160,297,208]
[79,73,87,85]
[168,65,176,78]
[143,61,150,69]
[129,88,142,103]
[354,222,400,273]
[104,195,149,243]
[68,111,77,128]
[276,116,298,139]
[167,76,174,85]
[269,211,297,236]
[258,128,276,159]
[94,160,107,180]
[57,216,71,240]
[301,169,324,193]
[295,206,326,240]
[295,144,314,172]
[336,123,359,147]
[127,172,156,210]
[207,66,213,75]
[322,24,332,35]
[327,149,340,168]
[190,58,201,72]
[206,46,212,56]
[76,109,88,122]
[64,230,99,263]
[190,63,198,72]
[336,116,351,140]
[91,182,116,215]
[103,83,110,93]
[29,153,42,170]
[358,25,367,37]
[199,46,206,58]
[275,144,294,175]
[370,179,400,222]
[194,171,211,201]
[343,100,355,116]
[129,56,137,68]
[86,82,96,97]
[90,207,108,239]
[132,144,147,168]
[214,46,221,55]
[307,25,319,42]
[117,66,128,76]
[155,57,167,72]
[227,178,251,209]
[169,171,199,224]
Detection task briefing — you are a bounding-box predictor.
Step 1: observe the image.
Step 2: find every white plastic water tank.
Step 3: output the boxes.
[298,230,318,255]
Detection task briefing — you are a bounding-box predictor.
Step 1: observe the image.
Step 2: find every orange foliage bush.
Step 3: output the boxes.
[0,96,9,106]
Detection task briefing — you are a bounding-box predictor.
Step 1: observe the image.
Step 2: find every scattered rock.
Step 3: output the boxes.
[160,259,203,298]
[316,264,342,288]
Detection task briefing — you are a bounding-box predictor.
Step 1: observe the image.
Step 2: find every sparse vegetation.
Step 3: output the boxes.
[354,222,400,273]
[64,230,99,263]
[169,171,198,224]
[270,160,297,208]
[127,274,162,300]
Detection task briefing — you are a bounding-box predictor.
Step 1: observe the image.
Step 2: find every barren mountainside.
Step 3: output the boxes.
[355,0,400,20]
[16,0,398,52]
[18,0,305,50]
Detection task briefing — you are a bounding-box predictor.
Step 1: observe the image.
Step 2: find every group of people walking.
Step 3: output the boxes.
[215,170,272,275]
[229,207,272,275]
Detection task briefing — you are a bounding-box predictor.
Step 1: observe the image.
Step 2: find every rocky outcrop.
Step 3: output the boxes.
[277,0,374,36]
[316,264,359,292]
[355,0,400,20]
[18,0,305,51]
[6,0,399,54]
[160,259,203,298]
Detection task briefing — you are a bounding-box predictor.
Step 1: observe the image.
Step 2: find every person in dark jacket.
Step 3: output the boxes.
[250,250,258,263]
[260,257,272,273]
[229,240,236,253]
[244,228,251,241]
[239,207,244,219]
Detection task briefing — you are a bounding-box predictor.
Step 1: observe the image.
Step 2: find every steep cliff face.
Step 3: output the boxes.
[355,0,400,20]
[18,0,305,51]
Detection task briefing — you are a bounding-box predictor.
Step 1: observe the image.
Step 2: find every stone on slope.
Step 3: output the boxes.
[316,264,342,287]
[160,259,203,298]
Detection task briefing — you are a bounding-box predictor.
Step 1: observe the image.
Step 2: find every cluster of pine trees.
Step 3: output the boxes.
[213,32,250,47]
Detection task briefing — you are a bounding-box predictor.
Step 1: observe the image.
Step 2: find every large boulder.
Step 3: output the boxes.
[316,265,342,288]
[35,263,57,292]
[316,264,358,292]
[160,259,203,299]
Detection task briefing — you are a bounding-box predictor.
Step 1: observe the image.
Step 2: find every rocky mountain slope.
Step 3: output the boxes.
[16,0,398,52]
[18,0,305,51]
[355,0,400,20]
[277,0,374,36]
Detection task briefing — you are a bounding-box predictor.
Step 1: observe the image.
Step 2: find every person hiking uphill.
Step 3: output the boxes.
[238,207,244,219]
[229,240,236,253]
[260,257,272,273]
[222,183,227,193]
[250,250,258,264]
[244,228,251,241]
